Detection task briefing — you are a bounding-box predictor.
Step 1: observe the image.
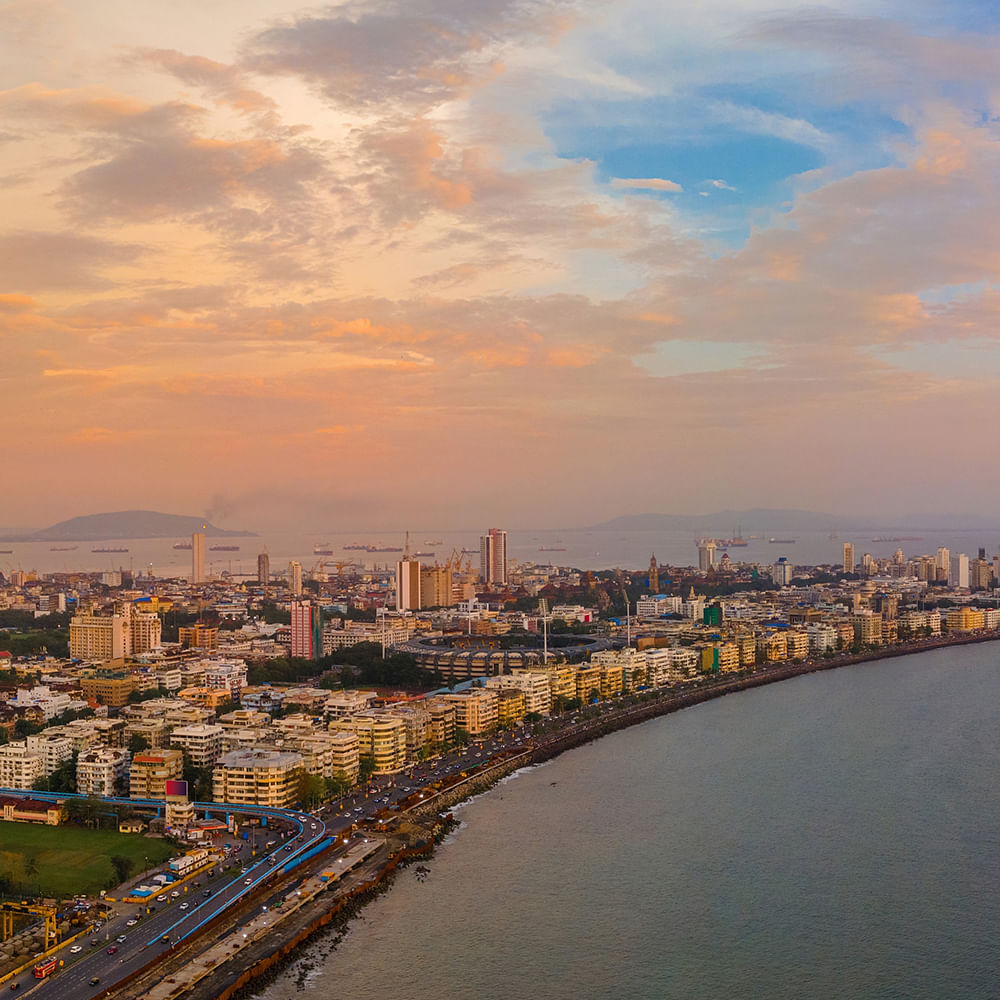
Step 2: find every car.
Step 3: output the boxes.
[10,981,19,990]
[203,889,211,896]
[179,903,188,910]
[283,845,293,852]
[116,935,127,943]
[170,891,180,898]
[70,944,83,953]
[244,878,252,885]
[90,939,100,947]
[125,919,137,927]
[106,946,118,955]
[89,978,100,987]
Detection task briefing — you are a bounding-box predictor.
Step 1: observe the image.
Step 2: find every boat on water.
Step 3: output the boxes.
[50,546,77,551]
[539,546,567,551]
[424,539,443,546]
[0,549,12,554]
[313,547,334,556]
[872,536,923,543]
[343,543,367,550]
[413,551,435,557]
[209,544,239,551]
[173,542,192,550]
[769,538,796,544]
[93,547,128,553]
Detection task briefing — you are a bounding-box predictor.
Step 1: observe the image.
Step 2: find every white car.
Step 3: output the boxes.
[179,902,189,910]
[125,919,137,927]
[70,945,82,954]
[244,877,252,885]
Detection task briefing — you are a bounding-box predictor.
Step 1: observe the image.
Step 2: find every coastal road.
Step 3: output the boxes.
[5,807,329,1000]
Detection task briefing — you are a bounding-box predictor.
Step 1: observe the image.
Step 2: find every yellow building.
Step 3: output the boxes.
[439,689,499,737]
[212,749,303,807]
[574,665,601,702]
[424,700,457,748]
[496,688,525,727]
[177,686,232,709]
[330,713,407,774]
[785,630,810,660]
[80,671,136,707]
[598,663,624,699]
[129,750,184,798]
[178,624,219,650]
[946,606,986,632]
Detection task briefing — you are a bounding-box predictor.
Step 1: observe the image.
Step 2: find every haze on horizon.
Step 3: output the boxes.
[3,0,1000,534]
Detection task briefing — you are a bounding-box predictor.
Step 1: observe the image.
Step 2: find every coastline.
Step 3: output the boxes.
[144,629,1000,1000]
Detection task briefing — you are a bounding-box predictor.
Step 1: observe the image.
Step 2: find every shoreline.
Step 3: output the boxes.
[158,629,1000,1000]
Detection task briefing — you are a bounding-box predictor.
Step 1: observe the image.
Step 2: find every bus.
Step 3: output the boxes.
[33,958,57,979]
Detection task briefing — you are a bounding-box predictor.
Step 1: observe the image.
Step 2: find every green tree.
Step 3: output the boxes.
[325,770,353,798]
[453,727,469,747]
[128,733,151,754]
[358,755,377,782]
[110,855,134,885]
[295,770,326,809]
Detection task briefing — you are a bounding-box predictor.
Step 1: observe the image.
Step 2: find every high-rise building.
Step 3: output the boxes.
[948,553,969,589]
[191,531,206,584]
[479,528,508,587]
[288,560,303,596]
[290,600,321,659]
[419,564,453,608]
[697,539,717,572]
[936,546,950,573]
[257,552,270,586]
[648,554,658,593]
[396,559,422,611]
[843,542,855,574]
[771,557,793,586]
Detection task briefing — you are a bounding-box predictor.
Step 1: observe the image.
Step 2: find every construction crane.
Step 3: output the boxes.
[1,902,60,949]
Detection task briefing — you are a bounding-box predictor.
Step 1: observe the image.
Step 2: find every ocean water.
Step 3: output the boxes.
[262,642,1000,1000]
[6,526,1000,579]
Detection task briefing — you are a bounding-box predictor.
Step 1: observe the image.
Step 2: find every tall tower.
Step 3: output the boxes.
[697,539,716,572]
[290,600,319,659]
[191,531,206,584]
[288,560,303,596]
[396,558,422,611]
[257,552,270,585]
[479,528,508,587]
[648,554,659,593]
[843,542,855,574]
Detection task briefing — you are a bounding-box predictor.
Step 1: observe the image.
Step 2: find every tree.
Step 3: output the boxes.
[295,770,326,809]
[358,755,377,782]
[453,728,469,747]
[325,770,353,799]
[128,733,151,754]
[110,855,133,885]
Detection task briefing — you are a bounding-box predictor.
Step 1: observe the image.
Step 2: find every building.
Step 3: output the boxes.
[192,531,206,584]
[202,659,248,700]
[129,750,184,798]
[77,747,130,796]
[439,688,499,736]
[843,542,855,574]
[170,723,225,768]
[212,749,303,807]
[648,554,658,593]
[330,714,407,774]
[419,565,453,608]
[487,671,552,716]
[178,624,218,650]
[479,528,508,587]
[257,552,270,586]
[288,561,303,596]
[24,733,73,776]
[697,539,717,572]
[80,670,136,707]
[290,601,322,659]
[0,743,44,789]
[396,559,422,611]
[69,612,127,661]
[771,558,793,586]
[948,553,970,589]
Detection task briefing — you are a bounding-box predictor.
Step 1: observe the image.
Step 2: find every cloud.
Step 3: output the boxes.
[707,178,736,191]
[611,177,682,192]
[0,232,144,291]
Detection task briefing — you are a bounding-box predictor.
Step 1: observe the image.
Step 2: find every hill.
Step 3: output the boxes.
[0,510,256,542]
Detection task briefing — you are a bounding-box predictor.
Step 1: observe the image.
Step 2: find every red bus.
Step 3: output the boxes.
[33,958,57,979]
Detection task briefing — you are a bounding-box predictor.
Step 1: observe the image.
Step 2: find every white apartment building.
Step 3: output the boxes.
[0,743,44,789]
[76,747,130,796]
[323,690,379,720]
[488,672,553,715]
[636,595,682,619]
[806,623,838,654]
[24,734,73,776]
[170,724,226,768]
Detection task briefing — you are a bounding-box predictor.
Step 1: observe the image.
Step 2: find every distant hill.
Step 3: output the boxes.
[592,509,1000,532]
[0,510,256,542]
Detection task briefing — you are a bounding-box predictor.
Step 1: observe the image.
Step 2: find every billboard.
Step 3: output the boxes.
[164,779,189,799]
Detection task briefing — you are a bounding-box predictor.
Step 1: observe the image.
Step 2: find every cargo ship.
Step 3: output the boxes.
[414,551,435,557]
[313,546,334,556]
[539,546,567,551]
[209,544,239,551]
[769,538,796,544]
[50,545,77,551]
[173,542,192,550]
[93,547,128,553]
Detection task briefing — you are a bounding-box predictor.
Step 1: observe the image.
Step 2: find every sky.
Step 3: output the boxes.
[2,0,1000,533]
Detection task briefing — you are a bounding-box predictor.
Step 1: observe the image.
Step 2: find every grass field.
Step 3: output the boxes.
[0,824,174,898]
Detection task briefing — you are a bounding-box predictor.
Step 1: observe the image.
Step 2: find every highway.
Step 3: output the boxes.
[3,805,329,1000]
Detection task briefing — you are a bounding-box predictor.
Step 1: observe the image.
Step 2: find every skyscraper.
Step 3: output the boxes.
[290,600,321,659]
[396,559,422,611]
[949,553,969,589]
[697,539,717,572]
[648,554,658,593]
[843,542,855,574]
[288,560,303,596]
[257,552,270,586]
[191,531,205,584]
[479,528,508,587]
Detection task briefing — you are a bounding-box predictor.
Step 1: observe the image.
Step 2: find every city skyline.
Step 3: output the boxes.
[3,1,1000,530]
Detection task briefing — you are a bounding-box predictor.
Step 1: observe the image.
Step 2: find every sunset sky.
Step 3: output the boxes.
[3,0,999,532]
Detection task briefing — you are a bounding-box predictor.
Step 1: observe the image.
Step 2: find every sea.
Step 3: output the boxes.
[260,641,1000,1000]
[5,526,1000,579]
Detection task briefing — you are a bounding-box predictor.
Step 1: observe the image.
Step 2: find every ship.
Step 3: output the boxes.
[209,544,240,551]
[93,547,128,553]
[539,546,567,551]
[871,536,923,543]
[414,551,435,557]
[343,543,367,550]
[50,546,77,551]
[424,539,443,546]
[0,549,12,554]
[769,538,796,544]
[313,546,334,556]
[368,545,403,553]
[173,542,192,550]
